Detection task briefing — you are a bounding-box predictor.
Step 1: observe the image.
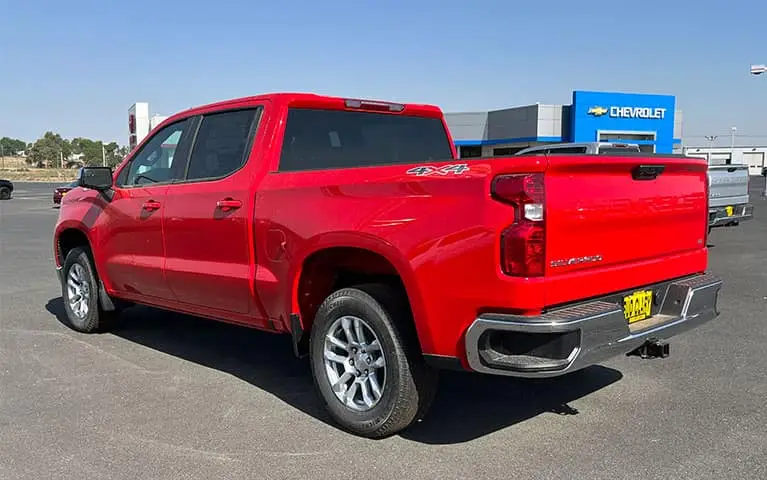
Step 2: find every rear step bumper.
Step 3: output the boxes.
[464,274,722,378]
[709,204,753,227]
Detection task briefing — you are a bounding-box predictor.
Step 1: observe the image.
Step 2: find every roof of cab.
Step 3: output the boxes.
[164,92,445,124]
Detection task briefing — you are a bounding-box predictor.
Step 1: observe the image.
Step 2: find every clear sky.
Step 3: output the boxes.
[2,0,766,147]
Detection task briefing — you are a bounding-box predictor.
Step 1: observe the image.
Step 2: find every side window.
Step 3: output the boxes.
[185,108,259,181]
[117,119,191,187]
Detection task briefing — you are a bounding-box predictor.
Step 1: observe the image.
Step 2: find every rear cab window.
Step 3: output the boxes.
[516,146,588,156]
[548,147,588,154]
[597,146,641,155]
[278,108,454,171]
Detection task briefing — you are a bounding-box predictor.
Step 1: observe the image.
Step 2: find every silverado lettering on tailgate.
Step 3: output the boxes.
[550,255,604,268]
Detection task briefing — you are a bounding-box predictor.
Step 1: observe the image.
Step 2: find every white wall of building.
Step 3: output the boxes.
[150,114,168,130]
[128,103,168,151]
[683,146,767,175]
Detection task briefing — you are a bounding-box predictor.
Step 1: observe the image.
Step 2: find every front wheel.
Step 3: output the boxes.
[0,187,11,200]
[61,247,117,333]
[309,284,437,438]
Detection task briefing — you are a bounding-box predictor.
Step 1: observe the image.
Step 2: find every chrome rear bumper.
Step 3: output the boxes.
[464,274,723,378]
[709,204,753,227]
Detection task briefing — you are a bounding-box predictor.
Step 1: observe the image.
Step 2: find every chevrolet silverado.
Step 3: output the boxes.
[54,93,722,438]
[707,164,753,228]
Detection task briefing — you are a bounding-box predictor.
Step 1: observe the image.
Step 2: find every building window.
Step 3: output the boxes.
[458,146,482,158]
[709,153,732,166]
[598,133,655,142]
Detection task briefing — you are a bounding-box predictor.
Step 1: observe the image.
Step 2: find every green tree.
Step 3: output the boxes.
[115,145,130,161]
[28,132,68,167]
[0,137,27,156]
[70,137,104,166]
[103,142,124,167]
[26,133,129,168]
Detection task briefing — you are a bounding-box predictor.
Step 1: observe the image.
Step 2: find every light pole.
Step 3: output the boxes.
[102,143,106,167]
[704,135,717,164]
[750,65,767,195]
[730,126,737,151]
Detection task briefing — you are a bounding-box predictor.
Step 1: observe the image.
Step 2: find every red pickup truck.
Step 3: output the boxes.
[54,93,722,438]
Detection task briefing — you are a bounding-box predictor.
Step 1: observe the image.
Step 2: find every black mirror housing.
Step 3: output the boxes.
[78,167,113,191]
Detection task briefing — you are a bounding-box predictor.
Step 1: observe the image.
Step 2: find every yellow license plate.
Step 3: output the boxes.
[725,206,733,216]
[623,290,653,323]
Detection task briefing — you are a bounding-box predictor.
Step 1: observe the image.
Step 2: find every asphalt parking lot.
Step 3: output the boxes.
[1,181,766,480]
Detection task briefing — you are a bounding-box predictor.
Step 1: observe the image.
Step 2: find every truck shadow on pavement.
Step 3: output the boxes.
[46,297,623,444]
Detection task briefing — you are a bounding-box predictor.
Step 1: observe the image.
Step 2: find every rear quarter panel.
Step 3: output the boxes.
[254,156,546,357]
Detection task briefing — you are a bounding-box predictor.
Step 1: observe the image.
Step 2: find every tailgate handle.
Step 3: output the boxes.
[632,164,665,180]
[727,167,737,173]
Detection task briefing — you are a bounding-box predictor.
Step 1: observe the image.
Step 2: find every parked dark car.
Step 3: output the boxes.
[53,181,78,205]
[0,179,13,200]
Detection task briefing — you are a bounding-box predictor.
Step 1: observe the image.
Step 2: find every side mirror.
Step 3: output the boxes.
[78,167,113,191]
[762,167,767,177]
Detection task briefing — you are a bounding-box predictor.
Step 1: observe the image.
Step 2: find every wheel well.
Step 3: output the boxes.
[293,247,415,356]
[56,228,121,312]
[57,229,90,266]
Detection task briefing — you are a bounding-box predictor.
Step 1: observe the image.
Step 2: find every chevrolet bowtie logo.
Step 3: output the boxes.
[587,106,608,116]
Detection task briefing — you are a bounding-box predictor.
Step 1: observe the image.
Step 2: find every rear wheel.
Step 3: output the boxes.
[0,187,11,200]
[309,284,438,438]
[61,247,117,333]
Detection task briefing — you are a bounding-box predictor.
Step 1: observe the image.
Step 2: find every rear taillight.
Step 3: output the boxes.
[492,173,545,277]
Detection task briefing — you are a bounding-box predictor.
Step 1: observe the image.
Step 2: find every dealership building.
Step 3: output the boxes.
[128,102,168,150]
[445,90,683,157]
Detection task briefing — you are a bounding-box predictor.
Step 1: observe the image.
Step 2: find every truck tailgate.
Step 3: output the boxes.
[544,154,708,278]
[708,165,750,208]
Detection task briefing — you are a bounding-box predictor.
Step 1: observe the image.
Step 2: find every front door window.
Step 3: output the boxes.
[117,119,191,187]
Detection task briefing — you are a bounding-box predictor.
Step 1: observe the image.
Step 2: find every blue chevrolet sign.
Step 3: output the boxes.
[571,90,677,153]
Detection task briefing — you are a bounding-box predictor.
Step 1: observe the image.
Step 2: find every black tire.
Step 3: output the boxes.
[61,246,116,333]
[309,283,438,438]
[0,187,10,200]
